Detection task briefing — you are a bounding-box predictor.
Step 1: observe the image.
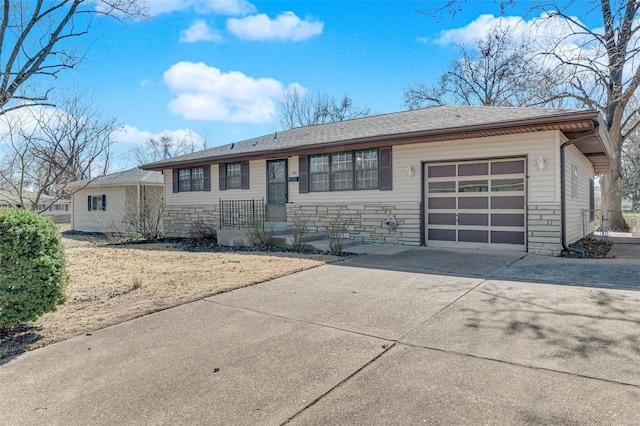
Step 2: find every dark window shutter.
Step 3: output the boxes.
[240,161,250,189]
[379,147,392,191]
[203,166,211,191]
[299,156,309,194]
[87,196,91,211]
[219,164,227,191]
[102,195,107,211]
[172,169,179,193]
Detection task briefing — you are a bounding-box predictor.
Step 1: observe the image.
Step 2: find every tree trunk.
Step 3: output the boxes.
[602,130,629,230]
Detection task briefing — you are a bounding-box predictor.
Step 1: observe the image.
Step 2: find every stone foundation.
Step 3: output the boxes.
[163,205,219,238]
[527,204,563,256]
[286,203,421,245]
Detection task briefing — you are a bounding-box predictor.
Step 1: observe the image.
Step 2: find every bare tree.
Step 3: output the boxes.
[0,95,119,211]
[131,131,205,165]
[404,25,570,109]
[0,0,146,116]
[421,1,640,229]
[279,88,371,129]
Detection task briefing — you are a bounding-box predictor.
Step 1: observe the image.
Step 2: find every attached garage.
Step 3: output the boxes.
[425,158,527,251]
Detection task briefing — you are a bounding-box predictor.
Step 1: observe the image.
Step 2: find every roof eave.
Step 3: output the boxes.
[141,110,603,171]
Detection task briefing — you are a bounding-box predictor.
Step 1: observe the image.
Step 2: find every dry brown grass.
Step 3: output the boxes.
[1,231,336,359]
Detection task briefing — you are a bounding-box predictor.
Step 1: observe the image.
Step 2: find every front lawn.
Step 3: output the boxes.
[1,234,337,360]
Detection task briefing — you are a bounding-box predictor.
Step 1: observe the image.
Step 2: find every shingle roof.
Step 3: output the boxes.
[141,105,598,170]
[66,167,163,189]
[0,189,70,206]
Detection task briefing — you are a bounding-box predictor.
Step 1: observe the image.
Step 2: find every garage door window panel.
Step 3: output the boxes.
[458,163,488,176]
[429,181,456,193]
[491,179,524,192]
[459,180,488,193]
[458,197,488,209]
[491,160,525,174]
[458,213,488,226]
[458,230,489,243]
[491,196,525,209]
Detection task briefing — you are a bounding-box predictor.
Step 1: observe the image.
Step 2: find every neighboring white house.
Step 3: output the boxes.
[141,106,614,256]
[0,189,71,223]
[66,168,164,233]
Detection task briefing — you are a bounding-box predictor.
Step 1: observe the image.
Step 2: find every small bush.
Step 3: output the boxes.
[188,220,217,246]
[245,217,273,249]
[0,209,68,329]
[291,213,310,251]
[325,214,350,255]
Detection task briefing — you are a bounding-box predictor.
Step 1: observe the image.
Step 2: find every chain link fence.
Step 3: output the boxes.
[583,210,640,243]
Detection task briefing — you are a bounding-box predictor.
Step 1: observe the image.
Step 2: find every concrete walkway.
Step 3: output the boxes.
[1,248,639,425]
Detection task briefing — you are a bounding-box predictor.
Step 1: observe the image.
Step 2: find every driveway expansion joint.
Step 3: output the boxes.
[279,343,397,425]
[203,298,397,343]
[398,342,640,390]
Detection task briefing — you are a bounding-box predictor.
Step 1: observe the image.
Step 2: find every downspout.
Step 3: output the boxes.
[560,121,600,257]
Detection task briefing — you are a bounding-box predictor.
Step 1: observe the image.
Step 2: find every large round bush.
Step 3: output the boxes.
[0,208,68,328]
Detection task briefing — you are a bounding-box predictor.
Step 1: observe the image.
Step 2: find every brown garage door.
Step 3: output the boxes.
[425,158,527,251]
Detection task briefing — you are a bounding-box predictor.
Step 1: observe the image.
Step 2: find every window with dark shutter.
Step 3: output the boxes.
[299,156,309,194]
[379,147,392,191]
[173,169,179,193]
[203,166,211,191]
[241,161,250,189]
[87,195,91,211]
[219,164,227,191]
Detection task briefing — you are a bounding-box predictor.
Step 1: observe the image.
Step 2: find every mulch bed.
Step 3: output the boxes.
[561,237,613,258]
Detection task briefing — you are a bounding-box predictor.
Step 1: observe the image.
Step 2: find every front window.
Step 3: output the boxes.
[179,167,204,192]
[226,163,242,189]
[355,149,379,190]
[310,155,330,191]
[309,149,379,192]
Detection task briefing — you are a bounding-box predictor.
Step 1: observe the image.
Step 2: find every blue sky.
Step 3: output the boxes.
[51,0,599,170]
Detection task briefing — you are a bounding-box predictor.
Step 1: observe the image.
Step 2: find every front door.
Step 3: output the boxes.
[267,159,288,221]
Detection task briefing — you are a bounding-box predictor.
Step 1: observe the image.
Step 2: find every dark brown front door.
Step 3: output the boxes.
[267,159,287,221]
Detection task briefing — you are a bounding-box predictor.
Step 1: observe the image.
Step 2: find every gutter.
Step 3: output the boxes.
[560,120,601,257]
[141,110,602,171]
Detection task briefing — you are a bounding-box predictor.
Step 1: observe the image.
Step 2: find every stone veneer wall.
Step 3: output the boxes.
[527,204,563,256]
[163,205,219,238]
[286,203,421,245]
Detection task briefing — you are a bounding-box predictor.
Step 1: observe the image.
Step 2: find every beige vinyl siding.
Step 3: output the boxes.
[72,186,127,233]
[164,161,267,205]
[288,131,559,205]
[564,145,595,244]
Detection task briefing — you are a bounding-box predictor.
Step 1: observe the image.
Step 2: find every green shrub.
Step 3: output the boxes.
[0,209,68,329]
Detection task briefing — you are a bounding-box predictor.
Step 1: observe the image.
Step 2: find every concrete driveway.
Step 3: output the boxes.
[2,248,639,425]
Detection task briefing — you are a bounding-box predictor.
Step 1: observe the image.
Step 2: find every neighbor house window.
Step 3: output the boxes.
[179,167,204,192]
[88,195,106,211]
[571,164,579,198]
[309,149,379,192]
[226,163,242,189]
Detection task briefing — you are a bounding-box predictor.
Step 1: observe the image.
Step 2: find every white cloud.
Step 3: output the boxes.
[198,0,256,15]
[180,20,223,43]
[227,11,323,41]
[148,0,255,16]
[433,12,596,48]
[140,79,154,88]
[115,125,204,147]
[163,61,304,123]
